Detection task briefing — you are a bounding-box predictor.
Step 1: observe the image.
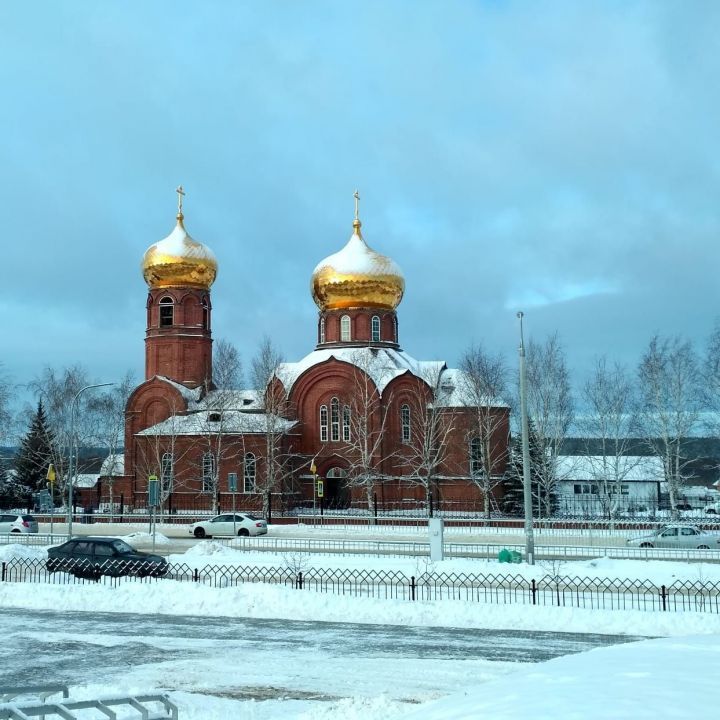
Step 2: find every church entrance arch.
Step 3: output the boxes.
[323,466,350,509]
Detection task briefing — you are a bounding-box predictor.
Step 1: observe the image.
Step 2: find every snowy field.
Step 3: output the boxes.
[1,539,719,718]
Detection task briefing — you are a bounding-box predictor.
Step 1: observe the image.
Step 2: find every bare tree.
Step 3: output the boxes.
[341,350,395,515]
[91,372,136,512]
[396,366,456,517]
[252,336,291,521]
[134,407,192,513]
[638,335,701,518]
[525,334,574,518]
[579,357,639,519]
[27,365,93,501]
[702,320,720,438]
[459,345,510,519]
[213,338,243,391]
[0,363,12,448]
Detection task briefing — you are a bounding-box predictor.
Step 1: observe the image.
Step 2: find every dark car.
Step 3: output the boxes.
[47,537,168,580]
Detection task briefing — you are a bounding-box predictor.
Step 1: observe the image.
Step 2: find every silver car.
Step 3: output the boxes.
[627,524,720,549]
[0,513,39,534]
[189,513,268,538]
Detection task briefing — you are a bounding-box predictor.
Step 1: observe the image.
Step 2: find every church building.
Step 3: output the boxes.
[118,190,510,518]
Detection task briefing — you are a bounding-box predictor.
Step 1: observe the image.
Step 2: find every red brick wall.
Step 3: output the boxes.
[318,309,399,348]
[145,288,213,388]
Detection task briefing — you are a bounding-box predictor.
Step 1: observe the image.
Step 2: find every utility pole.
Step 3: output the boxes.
[517,312,535,565]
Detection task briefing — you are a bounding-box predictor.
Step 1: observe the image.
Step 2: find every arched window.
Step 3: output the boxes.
[159,297,174,327]
[331,397,340,441]
[319,317,326,344]
[160,452,174,493]
[340,315,351,342]
[244,453,257,493]
[202,452,215,493]
[342,405,351,441]
[320,405,328,442]
[401,404,411,443]
[371,315,381,342]
[470,438,483,477]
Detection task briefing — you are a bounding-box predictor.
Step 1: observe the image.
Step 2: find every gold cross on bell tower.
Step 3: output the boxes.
[176,185,186,219]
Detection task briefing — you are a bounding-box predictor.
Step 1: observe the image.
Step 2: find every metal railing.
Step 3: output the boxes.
[2,558,719,613]
[0,684,177,720]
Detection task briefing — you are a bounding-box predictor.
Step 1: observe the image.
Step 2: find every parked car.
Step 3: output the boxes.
[189,513,268,538]
[705,502,720,515]
[46,537,168,579]
[627,524,720,549]
[0,513,39,534]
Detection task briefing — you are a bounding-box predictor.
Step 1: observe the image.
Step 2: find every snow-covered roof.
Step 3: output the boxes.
[556,455,664,482]
[137,409,296,436]
[100,454,124,477]
[74,473,99,488]
[155,376,204,405]
[312,230,403,278]
[435,368,509,409]
[194,389,263,412]
[276,347,445,397]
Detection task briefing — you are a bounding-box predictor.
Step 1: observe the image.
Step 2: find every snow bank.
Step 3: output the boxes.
[0,544,47,561]
[400,634,720,719]
[0,579,719,637]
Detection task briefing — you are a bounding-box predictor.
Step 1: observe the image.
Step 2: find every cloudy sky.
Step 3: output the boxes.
[1,1,718,395]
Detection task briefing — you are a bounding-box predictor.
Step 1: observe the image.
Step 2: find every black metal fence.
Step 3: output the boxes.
[3,559,719,613]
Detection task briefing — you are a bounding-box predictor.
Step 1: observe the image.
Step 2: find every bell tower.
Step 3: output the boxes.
[141,188,218,388]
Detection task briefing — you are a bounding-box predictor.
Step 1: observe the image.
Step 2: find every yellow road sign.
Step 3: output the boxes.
[317,479,324,498]
[46,464,56,483]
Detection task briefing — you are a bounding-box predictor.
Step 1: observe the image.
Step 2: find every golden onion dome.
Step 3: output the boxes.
[142,189,218,290]
[311,198,404,311]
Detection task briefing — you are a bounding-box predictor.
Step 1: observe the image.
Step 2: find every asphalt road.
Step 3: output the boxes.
[1,607,645,688]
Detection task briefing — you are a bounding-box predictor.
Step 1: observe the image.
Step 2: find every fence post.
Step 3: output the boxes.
[660,584,667,612]
[531,578,537,605]
[1,562,5,582]
[193,568,199,583]
[411,575,416,601]
[297,571,303,590]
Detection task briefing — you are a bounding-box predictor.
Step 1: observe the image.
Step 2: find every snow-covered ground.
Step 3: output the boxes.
[1,539,718,718]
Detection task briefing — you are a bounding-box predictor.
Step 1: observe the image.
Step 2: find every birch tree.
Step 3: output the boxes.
[702,320,720,438]
[460,345,510,519]
[638,335,701,518]
[579,357,639,519]
[395,367,455,517]
[252,336,291,522]
[341,351,395,515]
[525,334,574,518]
[91,372,136,512]
[213,338,243,390]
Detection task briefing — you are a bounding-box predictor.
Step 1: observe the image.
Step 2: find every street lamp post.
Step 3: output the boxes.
[67,382,114,539]
[517,312,535,565]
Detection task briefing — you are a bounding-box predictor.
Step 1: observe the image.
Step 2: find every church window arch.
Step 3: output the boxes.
[331,397,340,441]
[470,438,483,477]
[393,316,398,343]
[320,405,328,442]
[243,453,257,493]
[159,296,174,327]
[160,452,174,493]
[371,315,381,342]
[343,405,351,441]
[401,404,411,443]
[202,452,215,493]
[340,315,351,342]
[320,317,326,344]
[202,296,210,330]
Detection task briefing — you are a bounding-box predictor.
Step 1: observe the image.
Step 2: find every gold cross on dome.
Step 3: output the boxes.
[176,185,186,215]
[354,189,360,220]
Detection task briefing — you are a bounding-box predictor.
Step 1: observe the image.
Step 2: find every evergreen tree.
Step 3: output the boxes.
[502,419,555,516]
[14,401,55,500]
